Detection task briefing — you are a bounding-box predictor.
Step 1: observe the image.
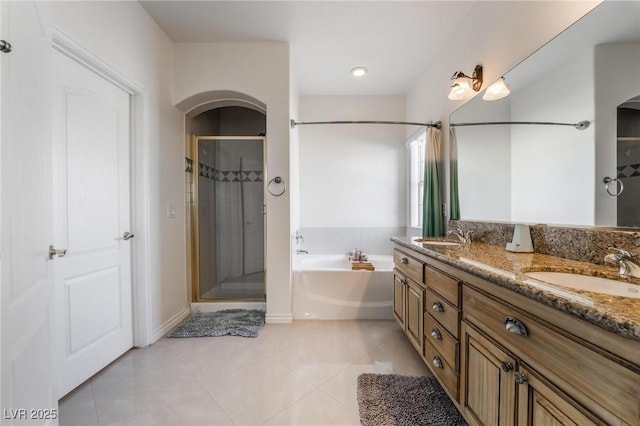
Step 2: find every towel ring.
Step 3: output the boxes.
[268,176,286,196]
[603,177,624,197]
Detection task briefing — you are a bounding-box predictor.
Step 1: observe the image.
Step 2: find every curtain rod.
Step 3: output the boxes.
[450,120,590,130]
[290,119,441,129]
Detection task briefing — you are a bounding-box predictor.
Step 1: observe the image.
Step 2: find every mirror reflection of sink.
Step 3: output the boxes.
[415,238,461,247]
[525,271,640,298]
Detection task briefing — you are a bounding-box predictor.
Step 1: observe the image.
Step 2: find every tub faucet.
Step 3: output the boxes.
[448,228,473,245]
[297,249,309,255]
[604,247,640,278]
[295,230,304,245]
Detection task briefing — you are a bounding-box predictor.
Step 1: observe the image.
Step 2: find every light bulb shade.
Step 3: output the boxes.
[483,77,511,101]
[448,76,475,100]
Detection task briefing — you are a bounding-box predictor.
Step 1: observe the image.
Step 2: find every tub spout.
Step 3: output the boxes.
[297,249,309,254]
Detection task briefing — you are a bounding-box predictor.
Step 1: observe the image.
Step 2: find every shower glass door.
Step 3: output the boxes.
[194,136,265,301]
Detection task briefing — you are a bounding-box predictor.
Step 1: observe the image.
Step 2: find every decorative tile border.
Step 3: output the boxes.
[618,163,640,179]
[185,157,263,182]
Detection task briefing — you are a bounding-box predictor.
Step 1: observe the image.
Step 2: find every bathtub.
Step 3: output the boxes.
[292,254,394,320]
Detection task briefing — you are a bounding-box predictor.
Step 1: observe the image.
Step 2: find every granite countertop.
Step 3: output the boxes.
[391,236,640,342]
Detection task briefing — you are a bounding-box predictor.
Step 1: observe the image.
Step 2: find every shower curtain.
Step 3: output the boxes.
[422,125,443,237]
[215,146,244,284]
[449,127,460,220]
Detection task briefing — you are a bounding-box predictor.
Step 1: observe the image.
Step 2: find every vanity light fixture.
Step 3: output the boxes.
[351,66,368,77]
[483,77,511,101]
[448,65,483,100]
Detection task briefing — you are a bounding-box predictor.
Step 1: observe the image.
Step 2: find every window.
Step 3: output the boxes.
[408,131,426,228]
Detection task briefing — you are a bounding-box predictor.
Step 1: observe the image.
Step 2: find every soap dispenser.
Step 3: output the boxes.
[505,224,534,253]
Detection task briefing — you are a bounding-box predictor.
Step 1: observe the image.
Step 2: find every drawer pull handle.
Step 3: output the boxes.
[401,257,409,264]
[431,329,442,340]
[501,361,513,372]
[432,302,444,313]
[505,317,528,336]
[515,372,528,385]
[432,356,443,369]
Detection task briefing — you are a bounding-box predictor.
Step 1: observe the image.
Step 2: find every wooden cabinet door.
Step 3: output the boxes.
[393,273,406,329]
[516,365,600,426]
[461,322,517,426]
[406,279,424,353]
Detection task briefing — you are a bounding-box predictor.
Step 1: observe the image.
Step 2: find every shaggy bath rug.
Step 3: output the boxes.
[357,374,468,426]
[167,309,265,338]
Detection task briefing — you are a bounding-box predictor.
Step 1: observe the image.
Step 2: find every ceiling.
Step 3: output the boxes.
[138,1,477,96]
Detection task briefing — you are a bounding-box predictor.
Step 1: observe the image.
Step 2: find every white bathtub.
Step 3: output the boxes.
[292,254,394,320]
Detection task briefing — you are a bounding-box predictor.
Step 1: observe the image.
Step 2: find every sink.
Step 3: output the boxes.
[415,238,461,247]
[525,271,640,298]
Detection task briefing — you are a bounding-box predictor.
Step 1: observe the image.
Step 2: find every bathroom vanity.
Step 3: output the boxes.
[391,236,640,426]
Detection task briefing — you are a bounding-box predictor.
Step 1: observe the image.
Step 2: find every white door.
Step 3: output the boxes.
[52,50,133,398]
[1,1,58,424]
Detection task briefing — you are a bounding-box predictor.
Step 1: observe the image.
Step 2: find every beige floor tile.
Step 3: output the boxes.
[262,389,360,426]
[59,319,431,426]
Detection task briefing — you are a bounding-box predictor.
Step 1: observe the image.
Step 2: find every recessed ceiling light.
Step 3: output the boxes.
[351,67,368,77]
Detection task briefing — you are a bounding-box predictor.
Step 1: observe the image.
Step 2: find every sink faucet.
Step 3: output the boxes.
[448,228,473,245]
[604,247,640,278]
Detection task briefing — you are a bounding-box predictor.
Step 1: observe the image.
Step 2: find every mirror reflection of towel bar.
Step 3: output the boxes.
[603,176,624,196]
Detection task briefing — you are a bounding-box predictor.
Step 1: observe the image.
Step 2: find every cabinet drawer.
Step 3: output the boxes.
[425,313,459,372]
[464,285,640,425]
[425,266,460,307]
[426,289,460,338]
[425,341,459,401]
[393,249,424,284]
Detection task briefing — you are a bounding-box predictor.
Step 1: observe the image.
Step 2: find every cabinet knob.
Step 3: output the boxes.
[505,316,528,336]
[431,328,442,340]
[515,372,528,385]
[401,278,408,286]
[432,302,444,313]
[401,257,409,264]
[501,361,513,372]
[432,356,443,369]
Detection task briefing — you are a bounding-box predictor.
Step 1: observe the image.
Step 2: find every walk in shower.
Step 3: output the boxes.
[193,136,266,301]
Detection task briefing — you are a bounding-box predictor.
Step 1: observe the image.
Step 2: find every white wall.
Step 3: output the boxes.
[174,42,292,323]
[452,98,511,221]
[50,1,187,343]
[297,95,406,254]
[510,53,595,225]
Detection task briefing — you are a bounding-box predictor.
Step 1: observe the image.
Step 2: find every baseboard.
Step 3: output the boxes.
[265,313,293,324]
[151,306,191,343]
[191,301,267,312]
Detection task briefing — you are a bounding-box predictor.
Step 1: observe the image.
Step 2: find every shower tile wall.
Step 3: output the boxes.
[297,227,406,255]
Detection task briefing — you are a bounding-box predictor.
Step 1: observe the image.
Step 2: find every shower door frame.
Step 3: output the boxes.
[191,135,267,302]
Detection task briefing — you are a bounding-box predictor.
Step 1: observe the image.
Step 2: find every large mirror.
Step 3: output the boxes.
[450,1,640,228]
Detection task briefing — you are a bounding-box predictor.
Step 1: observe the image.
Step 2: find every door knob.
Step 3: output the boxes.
[48,245,67,260]
[122,232,134,241]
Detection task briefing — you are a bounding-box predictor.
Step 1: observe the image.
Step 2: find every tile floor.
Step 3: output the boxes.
[59,320,431,426]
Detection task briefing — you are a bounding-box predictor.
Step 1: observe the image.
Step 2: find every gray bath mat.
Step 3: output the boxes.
[167,309,265,338]
[357,374,468,426]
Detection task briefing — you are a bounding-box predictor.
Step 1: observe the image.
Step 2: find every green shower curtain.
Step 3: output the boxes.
[449,127,460,220]
[422,126,443,237]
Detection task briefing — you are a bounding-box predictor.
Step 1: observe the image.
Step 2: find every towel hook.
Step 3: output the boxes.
[268,176,286,196]
[603,177,624,197]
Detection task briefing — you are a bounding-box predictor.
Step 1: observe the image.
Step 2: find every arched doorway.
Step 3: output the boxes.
[179,92,267,304]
